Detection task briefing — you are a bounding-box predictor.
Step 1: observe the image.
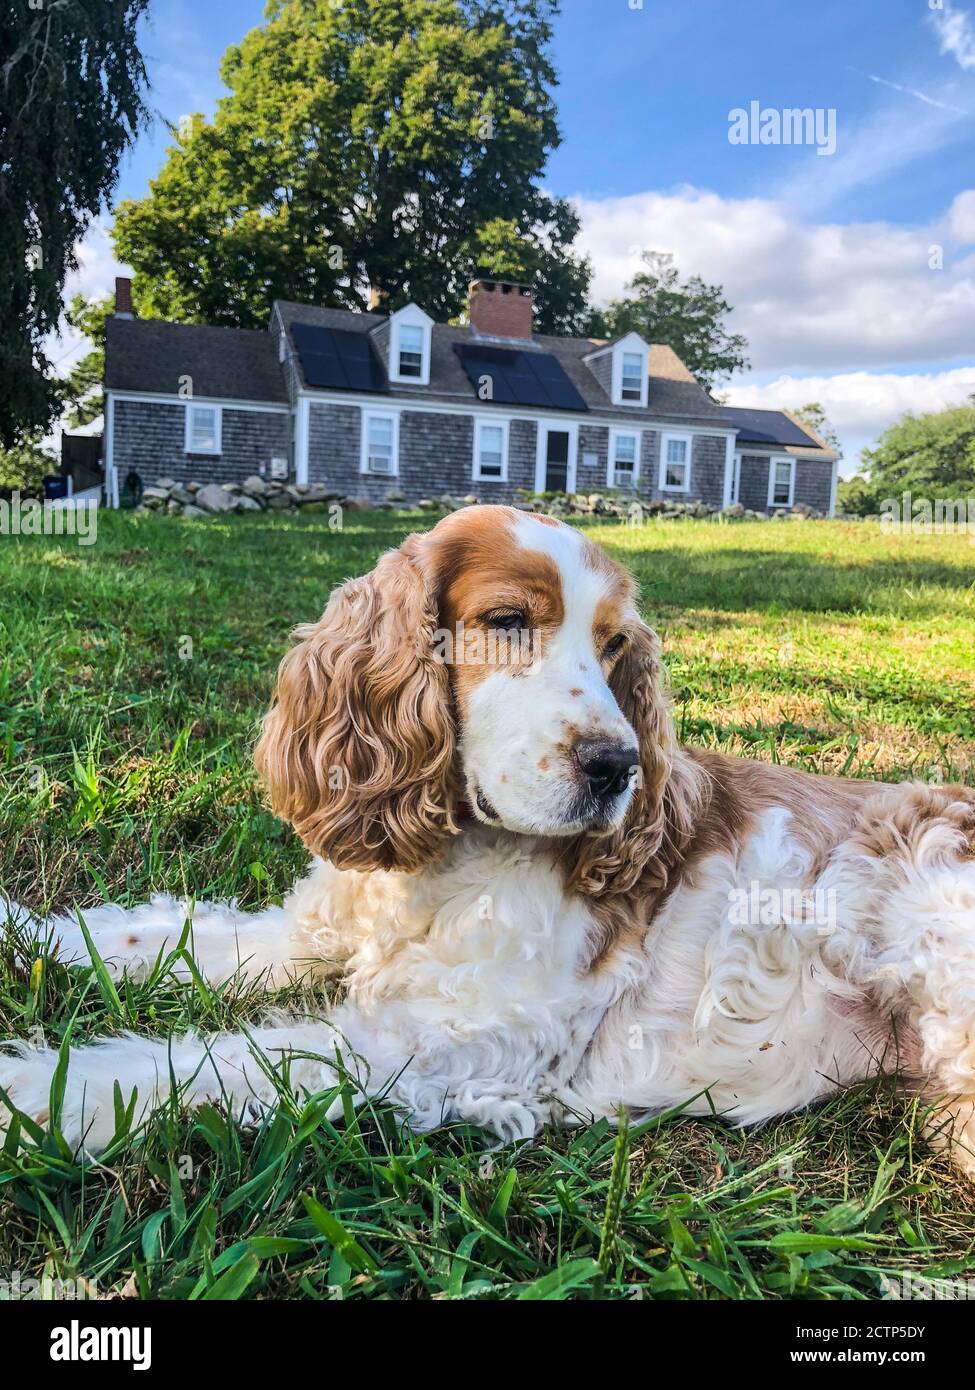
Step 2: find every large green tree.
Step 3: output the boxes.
[839,398,975,516]
[114,0,590,333]
[0,0,149,445]
[60,294,115,428]
[588,251,750,393]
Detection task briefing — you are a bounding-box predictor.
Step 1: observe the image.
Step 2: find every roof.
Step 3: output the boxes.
[271,300,729,426]
[719,405,838,459]
[104,318,288,404]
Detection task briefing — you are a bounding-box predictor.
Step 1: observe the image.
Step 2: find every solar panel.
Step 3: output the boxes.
[455,345,587,412]
[721,407,818,449]
[290,323,387,392]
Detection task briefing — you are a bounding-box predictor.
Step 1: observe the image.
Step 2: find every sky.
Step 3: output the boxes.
[61,0,975,473]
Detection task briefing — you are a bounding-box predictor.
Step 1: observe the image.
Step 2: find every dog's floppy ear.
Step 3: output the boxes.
[254,533,458,872]
[567,616,689,898]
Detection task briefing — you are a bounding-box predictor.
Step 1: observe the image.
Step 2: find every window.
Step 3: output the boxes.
[388,306,432,385]
[768,456,795,508]
[474,419,508,481]
[361,412,398,475]
[608,430,640,489]
[185,403,221,455]
[660,433,691,491]
[620,352,644,402]
[397,325,424,379]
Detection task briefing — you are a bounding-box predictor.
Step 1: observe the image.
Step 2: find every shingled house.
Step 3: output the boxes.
[102,275,839,514]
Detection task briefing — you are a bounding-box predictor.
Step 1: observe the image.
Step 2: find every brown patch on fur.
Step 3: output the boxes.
[569,688,582,698]
[127,936,139,946]
[847,781,975,862]
[538,756,549,772]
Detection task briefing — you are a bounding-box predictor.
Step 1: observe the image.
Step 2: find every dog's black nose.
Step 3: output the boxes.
[575,740,639,800]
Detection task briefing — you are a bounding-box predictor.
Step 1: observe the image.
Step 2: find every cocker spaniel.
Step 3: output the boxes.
[3,505,975,1174]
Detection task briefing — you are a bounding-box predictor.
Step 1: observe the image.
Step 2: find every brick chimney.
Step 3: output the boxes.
[115,276,135,318]
[468,273,534,339]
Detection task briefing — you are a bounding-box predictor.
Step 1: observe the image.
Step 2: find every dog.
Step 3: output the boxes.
[3,504,975,1175]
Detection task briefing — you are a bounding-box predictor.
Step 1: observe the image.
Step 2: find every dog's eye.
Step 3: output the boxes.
[603,632,626,660]
[483,609,527,631]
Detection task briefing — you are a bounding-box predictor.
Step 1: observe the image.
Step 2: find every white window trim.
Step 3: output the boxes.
[767,455,796,509]
[360,409,400,476]
[610,334,650,408]
[659,431,693,493]
[607,427,641,489]
[473,417,509,483]
[184,402,222,455]
[387,304,433,386]
[533,418,579,494]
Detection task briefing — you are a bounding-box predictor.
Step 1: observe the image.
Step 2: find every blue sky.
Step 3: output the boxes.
[66,0,975,470]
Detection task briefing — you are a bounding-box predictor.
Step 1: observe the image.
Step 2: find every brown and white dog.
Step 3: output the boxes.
[4,505,975,1174]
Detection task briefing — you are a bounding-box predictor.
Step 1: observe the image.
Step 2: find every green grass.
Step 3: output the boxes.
[1,508,974,1301]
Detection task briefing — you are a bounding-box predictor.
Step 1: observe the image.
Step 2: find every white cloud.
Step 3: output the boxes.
[948,188,975,241]
[726,367,975,472]
[574,186,975,374]
[930,2,975,70]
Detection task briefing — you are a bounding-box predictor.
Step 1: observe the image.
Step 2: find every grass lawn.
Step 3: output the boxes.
[1,507,974,1301]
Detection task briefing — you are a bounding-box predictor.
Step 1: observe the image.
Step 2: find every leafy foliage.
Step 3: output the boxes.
[0,440,57,496]
[588,251,750,392]
[0,0,149,445]
[61,295,115,429]
[793,402,842,457]
[113,0,591,333]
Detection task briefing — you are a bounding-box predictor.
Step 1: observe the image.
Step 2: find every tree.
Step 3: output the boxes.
[61,295,115,428]
[793,402,842,458]
[0,440,57,497]
[839,397,975,516]
[588,252,750,393]
[0,0,149,445]
[471,217,591,334]
[114,0,591,333]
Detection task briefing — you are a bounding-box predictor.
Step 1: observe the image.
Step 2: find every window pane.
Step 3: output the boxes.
[666,438,687,464]
[665,464,686,489]
[367,417,395,472]
[614,434,637,464]
[190,407,217,451]
[478,425,503,476]
[398,326,424,377]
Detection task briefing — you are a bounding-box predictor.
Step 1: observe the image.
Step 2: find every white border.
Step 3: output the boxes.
[184,402,223,456]
[387,304,433,386]
[473,417,510,483]
[109,390,288,415]
[767,454,796,509]
[659,431,693,492]
[534,418,579,494]
[360,408,400,476]
[607,426,641,489]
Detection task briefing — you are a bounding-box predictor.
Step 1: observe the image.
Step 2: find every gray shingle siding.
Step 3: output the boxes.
[642,433,727,506]
[739,454,770,512]
[793,460,834,514]
[577,424,609,492]
[113,399,288,486]
[307,403,542,502]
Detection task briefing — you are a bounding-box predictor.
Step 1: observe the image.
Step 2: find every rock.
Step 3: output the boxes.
[241,475,269,496]
[385,487,405,502]
[221,482,242,494]
[266,491,292,509]
[171,486,195,506]
[721,503,745,519]
[166,500,183,515]
[185,480,202,494]
[142,486,171,502]
[234,494,263,512]
[416,498,439,511]
[195,483,235,513]
[181,504,208,518]
[153,477,176,491]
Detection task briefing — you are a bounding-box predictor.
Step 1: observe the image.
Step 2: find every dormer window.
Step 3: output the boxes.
[387,304,433,386]
[621,353,644,401]
[397,325,424,378]
[583,331,650,408]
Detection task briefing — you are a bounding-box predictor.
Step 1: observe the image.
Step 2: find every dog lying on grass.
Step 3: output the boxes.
[3,505,975,1174]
